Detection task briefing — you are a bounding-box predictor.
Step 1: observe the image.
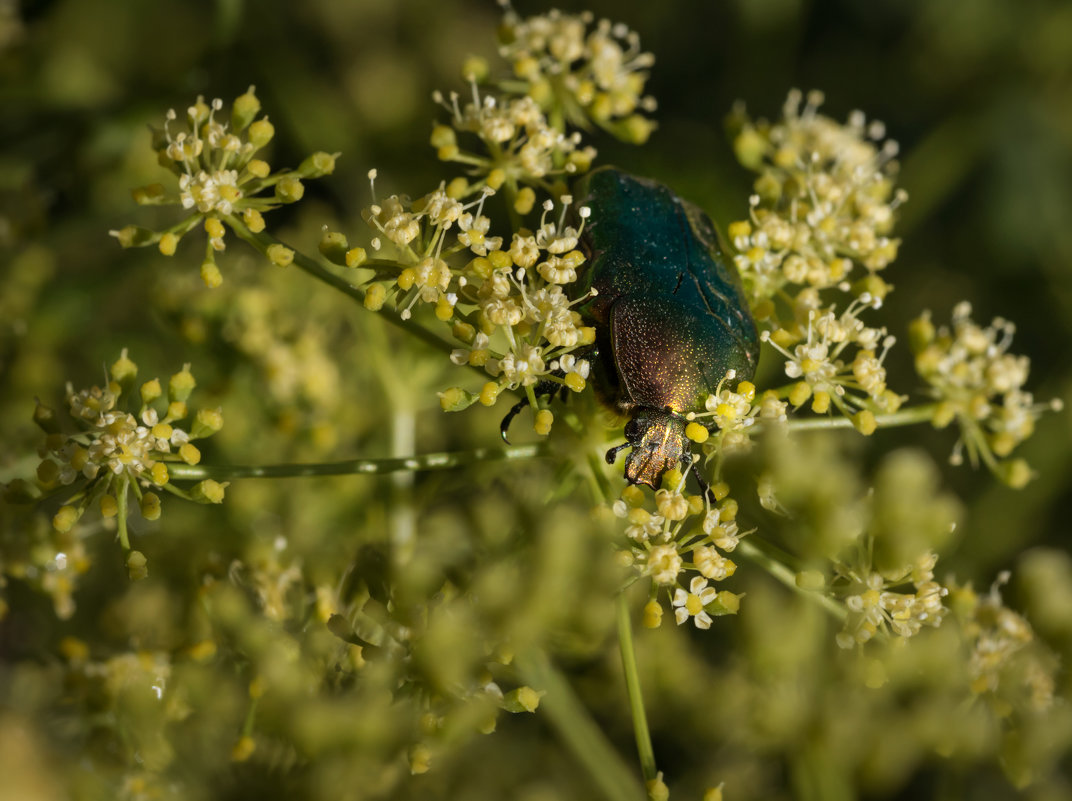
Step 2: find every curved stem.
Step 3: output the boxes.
[616,592,657,784]
[226,216,456,357]
[734,539,847,621]
[165,443,550,481]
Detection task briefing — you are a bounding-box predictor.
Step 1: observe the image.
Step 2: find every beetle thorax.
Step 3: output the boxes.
[623,408,688,489]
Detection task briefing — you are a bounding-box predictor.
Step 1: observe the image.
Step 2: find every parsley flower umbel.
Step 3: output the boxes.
[833,551,948,649]
[32,350,225,556]
[362,189,597,433]
[110,87,339,287]
[950,573,1056,713]
[612,477,743,627]
[760,294,904,429]
[497,7,657,143]
[432,85,597,191]
[726,89,905,312]
[910,302,1063,486]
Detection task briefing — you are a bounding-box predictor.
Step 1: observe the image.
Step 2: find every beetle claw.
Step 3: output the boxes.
[499,378,572,443]
[605,442,631,465]
[499,397,529,444]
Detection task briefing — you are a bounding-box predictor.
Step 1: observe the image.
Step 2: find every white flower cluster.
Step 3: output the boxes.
[34,351,225,536]
[498,8,656,130]
[365,184,596,413]
[957,573,1055,711]
[835,552,948,649]
[612,481,743,629]
[455,200,597,391]
[48,384,186,486]
[112,87,337,286]
[762,293,903,416]
[432,85,596,187]
[911,302,1062,477]
[728,89,906,307]
[178,168,242,216]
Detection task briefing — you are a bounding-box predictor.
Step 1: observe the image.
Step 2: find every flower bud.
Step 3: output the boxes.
[248,118,274,149]
[126,550,149,581]
[363,283,386,311]
[345,247,367,268]
[502,687,541,713]
[275,177,305,204]
[192,407,224,438]
[169,364,196,402]
[231,86,261,132]
[319,230,349,265]
[299,151,339,177]
[191,479,226,504]
[267,243,294,267]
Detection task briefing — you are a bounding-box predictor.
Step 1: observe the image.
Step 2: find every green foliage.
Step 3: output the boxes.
[1,2,1071,800]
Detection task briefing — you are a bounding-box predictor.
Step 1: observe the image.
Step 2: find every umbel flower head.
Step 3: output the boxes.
[727,88,905,313]
[31,349,225,559]
[352,176,598,433]
[109,87,339,287]
[611,472,743,627]
[497,5,657,143]
[911,302,1063,486]
[431,83,597,192]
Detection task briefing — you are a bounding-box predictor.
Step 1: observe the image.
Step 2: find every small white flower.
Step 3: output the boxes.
[672,576,719,629]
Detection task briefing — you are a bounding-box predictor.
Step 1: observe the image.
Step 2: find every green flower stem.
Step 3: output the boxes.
[616,591,658,784]
[517,649,647,801]
[780,404,937,432]
[116,476,130,551]
[735,539,847,621]
[165,443,550,481]
[225,218,456,358]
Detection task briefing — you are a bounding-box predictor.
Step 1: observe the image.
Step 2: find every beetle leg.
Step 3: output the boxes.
[605,441,631,465]
[499,379,568,443]
[684,453,716,502]
[499,397,530,444]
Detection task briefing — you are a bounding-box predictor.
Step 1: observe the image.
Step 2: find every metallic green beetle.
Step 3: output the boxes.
[573,167,759,490]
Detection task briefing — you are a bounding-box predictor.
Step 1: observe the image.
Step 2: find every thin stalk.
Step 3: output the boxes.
[517,649,646,801]
[116,475,130,550]
[616,592,657,783]
[779,404,936,432]
[735,539,847,621]
[165,443,550,481]
[225,217,456,357]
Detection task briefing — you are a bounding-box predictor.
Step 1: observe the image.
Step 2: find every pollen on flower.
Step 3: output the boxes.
[646,544,683,585]
[34,352,224,546]
[910,303,1059,484]
[833,548,949,649]
[498,9,656,134]
[728,89,906,311]
[672,576,720,629]
[114,88,337,283]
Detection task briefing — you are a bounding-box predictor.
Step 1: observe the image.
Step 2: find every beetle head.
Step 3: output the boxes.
[609,408,688,489]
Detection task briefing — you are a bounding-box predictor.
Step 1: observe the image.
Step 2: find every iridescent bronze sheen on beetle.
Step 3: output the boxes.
[574,167,759,489]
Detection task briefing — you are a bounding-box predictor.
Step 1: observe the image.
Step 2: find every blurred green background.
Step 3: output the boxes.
[2,0,1071,799]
